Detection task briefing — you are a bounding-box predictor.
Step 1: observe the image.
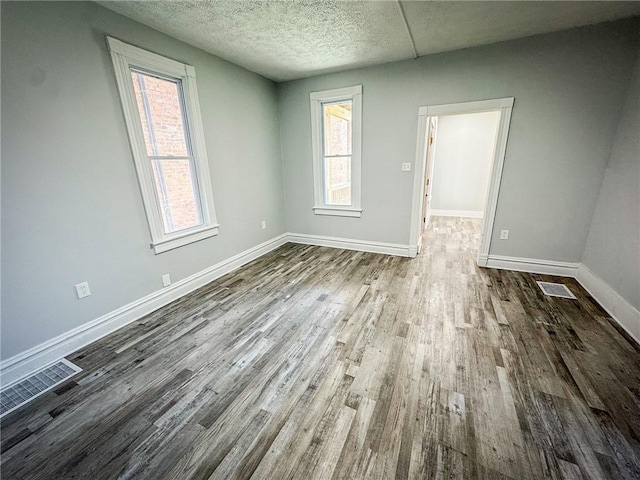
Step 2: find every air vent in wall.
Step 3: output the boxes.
[536,281,576,299]
[0,359,82,418]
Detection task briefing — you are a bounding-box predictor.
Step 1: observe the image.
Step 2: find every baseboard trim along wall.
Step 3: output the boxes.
[485,255,579,277]
[3,238,636,387]
[287,233,413,258]
[484,254,639,345]
[0,233,289,386]
[430,209,484,219]
[1,232,412,385]
[576,264,640,345]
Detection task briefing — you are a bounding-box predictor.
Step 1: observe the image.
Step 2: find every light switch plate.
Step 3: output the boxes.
[401,162,411,172]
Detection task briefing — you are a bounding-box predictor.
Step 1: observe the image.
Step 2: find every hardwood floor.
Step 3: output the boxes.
[2,216,639,479]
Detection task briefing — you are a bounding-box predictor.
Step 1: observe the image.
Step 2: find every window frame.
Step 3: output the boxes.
[310,85,362,217]
[107,37,219,254]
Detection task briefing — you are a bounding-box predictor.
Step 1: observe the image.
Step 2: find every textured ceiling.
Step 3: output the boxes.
[403,1,640,57]
[98,1,640,82]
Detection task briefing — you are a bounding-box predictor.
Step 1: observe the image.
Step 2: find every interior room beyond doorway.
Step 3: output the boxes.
[424,110,501,231]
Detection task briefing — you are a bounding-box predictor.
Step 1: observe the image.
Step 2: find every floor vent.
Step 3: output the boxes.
[537,281,576,299]
[1,359,82,418]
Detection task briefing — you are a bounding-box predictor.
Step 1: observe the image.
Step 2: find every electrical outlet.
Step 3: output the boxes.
[500,230,509,240]
[75,282,91,299]
[401,162,411,172]
[261,220,267,230]
[162,274,171,287]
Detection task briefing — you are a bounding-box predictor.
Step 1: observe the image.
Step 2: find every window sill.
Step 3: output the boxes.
[152,224,220,254]
[313,207,362,218]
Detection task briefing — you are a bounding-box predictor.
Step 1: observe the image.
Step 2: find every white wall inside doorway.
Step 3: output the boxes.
[430,111,501,217]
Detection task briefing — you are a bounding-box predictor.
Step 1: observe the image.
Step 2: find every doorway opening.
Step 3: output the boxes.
[409,98,514,265]
[423,110,501,228]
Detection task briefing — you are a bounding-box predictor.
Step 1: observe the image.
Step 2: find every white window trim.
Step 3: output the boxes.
[106,37,219,254]
[310,85,362,218]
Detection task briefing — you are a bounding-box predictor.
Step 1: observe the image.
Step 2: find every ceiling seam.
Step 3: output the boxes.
[396,0,418,59]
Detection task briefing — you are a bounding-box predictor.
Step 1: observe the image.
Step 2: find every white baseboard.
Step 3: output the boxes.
[577,264,640,345]
[415,236,423,257]
[4,237,636,387]
[485,255,579,277]
[482,254,639,346]
[430,209,484,219]
[1,232,410,386]
[0,234,289,387]
[287,233,412,257]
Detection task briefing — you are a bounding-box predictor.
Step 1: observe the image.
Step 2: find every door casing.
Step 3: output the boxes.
[409,97,515,264]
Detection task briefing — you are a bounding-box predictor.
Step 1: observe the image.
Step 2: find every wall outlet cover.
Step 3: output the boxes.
[75,282,91,299]
[162,274,171,287]
[401,162,411,172]
[500,230,509,240]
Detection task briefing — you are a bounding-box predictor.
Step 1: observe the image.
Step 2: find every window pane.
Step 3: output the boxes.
[151,159,202,233]
[324,156,351,206]
[131,71,189,157]
[323,101,352,156]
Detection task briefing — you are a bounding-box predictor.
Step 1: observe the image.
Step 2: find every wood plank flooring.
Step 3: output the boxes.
[2,216,639,479]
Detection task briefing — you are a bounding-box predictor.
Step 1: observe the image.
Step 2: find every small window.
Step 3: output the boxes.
[310,86,362,217]
[107,37,219,253]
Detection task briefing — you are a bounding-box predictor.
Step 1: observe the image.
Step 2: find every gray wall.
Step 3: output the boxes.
[278,19,639,259]
[582,56,640,310]
[1,1,286,359]
[431,112,500,215]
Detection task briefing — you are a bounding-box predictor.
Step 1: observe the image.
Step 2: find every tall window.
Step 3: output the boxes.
[310,86,362,217]
[107,37,219,253]
[323,101,352,206]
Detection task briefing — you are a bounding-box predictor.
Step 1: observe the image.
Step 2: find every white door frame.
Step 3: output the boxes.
[409,97,515,265]
[422,117,438,237]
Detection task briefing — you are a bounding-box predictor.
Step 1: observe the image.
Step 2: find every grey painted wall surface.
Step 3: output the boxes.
[278,19,639,258]
[582,56,640,310]
[431,112,500,214]
[1,1,286,359]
